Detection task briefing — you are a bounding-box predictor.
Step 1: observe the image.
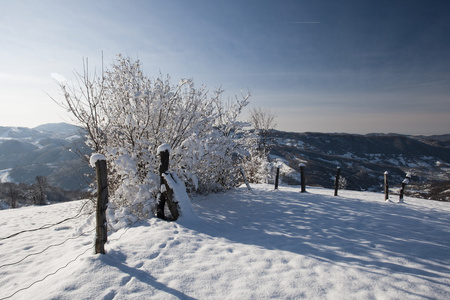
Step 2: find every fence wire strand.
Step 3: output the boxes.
[1,197,143,300]
[0,245,93,300]
[0,227,95,269]
[0,224,135,300]
[0,200,93,241]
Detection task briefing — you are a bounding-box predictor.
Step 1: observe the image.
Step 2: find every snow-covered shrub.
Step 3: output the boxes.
[240,107,277,184]
[241,148,274,184]
[55,55,250,224]
[338,176,348,190]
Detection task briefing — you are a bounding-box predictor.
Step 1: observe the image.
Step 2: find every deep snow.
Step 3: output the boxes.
[1,184,450,299]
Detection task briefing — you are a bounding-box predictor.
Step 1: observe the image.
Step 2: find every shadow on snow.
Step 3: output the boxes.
[189,186,450,297]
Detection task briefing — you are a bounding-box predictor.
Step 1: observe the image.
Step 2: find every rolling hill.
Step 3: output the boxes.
[0,123,449,200]
[0,123,92,191]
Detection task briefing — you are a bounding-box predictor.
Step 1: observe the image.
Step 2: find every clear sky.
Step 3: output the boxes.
[1,0,449,135]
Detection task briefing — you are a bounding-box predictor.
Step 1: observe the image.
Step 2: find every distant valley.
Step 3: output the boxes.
[0,123,449,202]
[269,131,450,201]
[0,123,92,191]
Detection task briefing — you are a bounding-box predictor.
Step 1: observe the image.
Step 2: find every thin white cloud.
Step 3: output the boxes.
[287,21,320,24]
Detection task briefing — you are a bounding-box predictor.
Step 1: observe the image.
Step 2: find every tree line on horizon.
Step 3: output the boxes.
[0,176,89,209]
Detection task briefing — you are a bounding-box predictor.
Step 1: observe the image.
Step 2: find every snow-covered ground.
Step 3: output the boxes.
[1,184,450,299]
[0,168,12,183]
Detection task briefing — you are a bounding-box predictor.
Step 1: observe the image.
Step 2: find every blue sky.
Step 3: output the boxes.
[1,0,449,134]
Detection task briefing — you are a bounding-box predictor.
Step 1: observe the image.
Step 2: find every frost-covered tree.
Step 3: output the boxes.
[53,55,250,225]
[242,107,277,184]
[242,152,272,184]
[338,176,348,190]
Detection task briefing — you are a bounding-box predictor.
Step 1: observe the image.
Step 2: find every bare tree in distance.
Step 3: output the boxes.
[241,107,277,184]
[249,107,276,155]
[33,176,48,205]
[6,183,19,208]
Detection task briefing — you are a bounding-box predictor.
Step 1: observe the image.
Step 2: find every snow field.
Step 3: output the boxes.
[1,184,450,299]
[0,201,94,299]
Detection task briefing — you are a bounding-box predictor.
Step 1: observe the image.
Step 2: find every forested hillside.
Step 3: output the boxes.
[1,124,449,203]
[269,131,450,201]
[0,123,92,191]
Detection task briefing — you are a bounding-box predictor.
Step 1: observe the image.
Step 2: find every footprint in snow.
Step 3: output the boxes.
[54,226,72,231]
[101,289,116,300]
[120,275,132,286]
[170,240,181,246]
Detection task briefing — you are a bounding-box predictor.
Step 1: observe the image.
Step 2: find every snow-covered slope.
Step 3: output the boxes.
[0,123,92,190]
[269,131,450,200]
[1,185,449,299]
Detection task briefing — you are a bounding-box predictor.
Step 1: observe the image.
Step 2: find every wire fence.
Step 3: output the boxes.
[0,200,96,300]
[0,197,135,300]
[0,200,92,241]
[0,245,93,300]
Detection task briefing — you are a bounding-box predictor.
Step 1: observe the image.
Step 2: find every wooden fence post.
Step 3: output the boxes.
[274,166,280,190]
[334,166,341,196]
[299,163,306,193]
[399,174,411,203]
[157,143,180,221]
[384,171,389,201]
[399,182,406,202]
[95,159,108,254]
[157,145,170,219]
[239,167,251,190]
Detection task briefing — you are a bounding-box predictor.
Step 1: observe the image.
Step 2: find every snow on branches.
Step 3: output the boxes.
[55,54,251,225]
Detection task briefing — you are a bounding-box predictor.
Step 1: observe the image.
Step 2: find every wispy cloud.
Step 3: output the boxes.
[287,21,320,24]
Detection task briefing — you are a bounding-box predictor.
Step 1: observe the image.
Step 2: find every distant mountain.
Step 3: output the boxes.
[268,131,450,201]
[412,134,450,148]
[33,122,81,136]
[1,123,449,200]
[0,123,93,190]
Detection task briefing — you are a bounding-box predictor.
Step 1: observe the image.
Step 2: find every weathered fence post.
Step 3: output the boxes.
[399,182,406,202]
[94,158,108,255]
[274,166,280,190]
[384,171,389,201]
[239,167,251,190]
[399,173,411,203]
[157,143,180,221]
[299,163,306,193]
[157,144,170,219]
[334,166,341,196]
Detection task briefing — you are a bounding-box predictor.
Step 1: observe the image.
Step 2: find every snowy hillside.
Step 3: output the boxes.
[0,123,91,190]
[269,131,450,200]
[1,184,449,299]
[1,123,449,200]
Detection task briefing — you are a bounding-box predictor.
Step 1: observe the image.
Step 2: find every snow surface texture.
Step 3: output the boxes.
[1,185,450,299]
